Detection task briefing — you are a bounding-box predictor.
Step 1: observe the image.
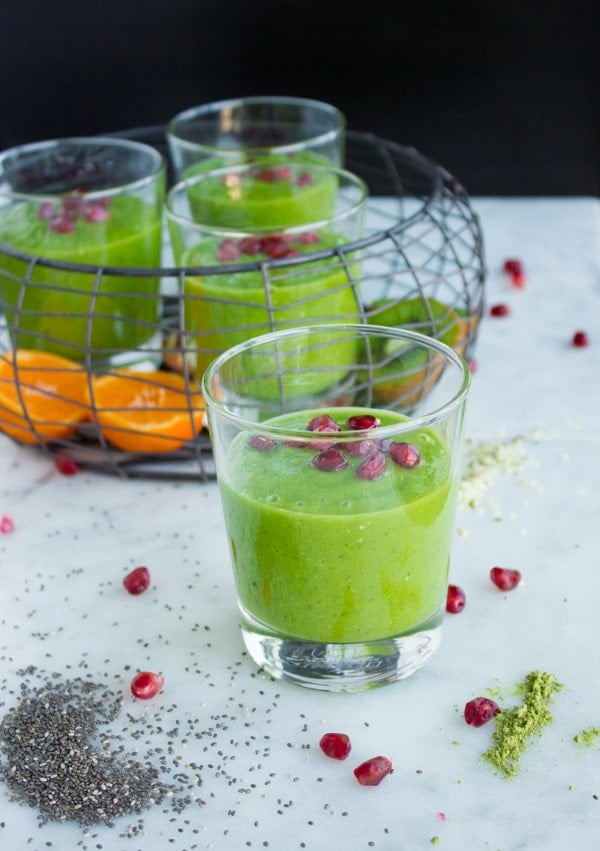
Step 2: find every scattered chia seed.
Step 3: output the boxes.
[482,671,564,778]
[0,667,203,827]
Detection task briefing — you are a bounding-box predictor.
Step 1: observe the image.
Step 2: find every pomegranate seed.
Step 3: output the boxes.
[0,515,15,534]
[509,270,527,289]
[446,584,466,614]
[54,456,79,475]
[307,414,341,433]
[464,696,501,727]
[468,358,478,373]
[49,215,76,234]
[261,235,290,259]
[572,330,589,348]
[130,671,164,700]
[248,434,278,451]
[319,732,351,760]
[217,238,241,262]
[347,414,380,430]
[82,201,110,223]
[256,167,291,182]
[297,172,314,187]
[297,230,320,245]
[490,566,521,591]
[239,236,263,255]
[389,442,421,468]
[312,447,348,472]
[123,566,151,595]
[353,756,393,786]
[489,303,510,317]
[356,449,387,480]
[502,259,523,276]
[38,202,56,221]
[345,438,378,458]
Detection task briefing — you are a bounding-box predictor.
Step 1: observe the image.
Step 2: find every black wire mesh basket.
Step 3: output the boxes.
[0,128,485,481]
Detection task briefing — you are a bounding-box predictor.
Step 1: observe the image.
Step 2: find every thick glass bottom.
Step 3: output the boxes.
[240,606,444,693]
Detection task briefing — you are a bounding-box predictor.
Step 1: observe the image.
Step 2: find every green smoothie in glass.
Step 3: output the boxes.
[167,163,367,388]
[0,137,165,367]
[219,408,454,643]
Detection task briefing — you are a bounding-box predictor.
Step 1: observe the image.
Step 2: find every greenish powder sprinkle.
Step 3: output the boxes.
[573,727,600,748]
[430,837,441,845]
[482,670,564,778]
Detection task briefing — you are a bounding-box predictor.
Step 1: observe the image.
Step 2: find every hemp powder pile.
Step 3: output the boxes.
[482,670,564,778]
[0,667,202,827]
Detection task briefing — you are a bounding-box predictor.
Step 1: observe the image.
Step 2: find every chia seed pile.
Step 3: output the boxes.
[0,667,203,828]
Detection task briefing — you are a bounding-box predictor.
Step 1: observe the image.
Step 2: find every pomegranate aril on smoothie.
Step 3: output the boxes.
[389,442,421,469]
[356,449,387,480]
[312,447,348,472]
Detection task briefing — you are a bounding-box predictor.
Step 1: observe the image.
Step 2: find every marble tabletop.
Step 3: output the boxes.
[0,197,599,851]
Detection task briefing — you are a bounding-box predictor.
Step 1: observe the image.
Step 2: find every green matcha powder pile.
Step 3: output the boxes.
[482,670,564,778]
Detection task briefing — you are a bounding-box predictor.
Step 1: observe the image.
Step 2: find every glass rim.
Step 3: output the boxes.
[202,323,471,437]
[166,95,346,157]
[165,162,368,238]
[0,136,165,201]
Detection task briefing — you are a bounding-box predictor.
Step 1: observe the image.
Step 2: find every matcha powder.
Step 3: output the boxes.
[482,670,564,778]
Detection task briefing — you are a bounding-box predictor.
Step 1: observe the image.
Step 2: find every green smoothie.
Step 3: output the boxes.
[185,157,338,230]
[183,231,361,392]
[219,408,456,643]
[0,194,162,364]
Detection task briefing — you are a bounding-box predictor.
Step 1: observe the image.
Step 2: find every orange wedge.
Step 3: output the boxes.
[0,349,89,444]
[88,370,206,453]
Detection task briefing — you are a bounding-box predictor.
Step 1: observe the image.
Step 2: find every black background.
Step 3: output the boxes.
[1,0,598,195]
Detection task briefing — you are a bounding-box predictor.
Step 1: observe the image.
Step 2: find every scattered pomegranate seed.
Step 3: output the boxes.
[312,447,348,472]
[54,456,79,476]
[353,756,393,786]
[572,330,589,348]
[389,442,421,469]
[123,566,151,595]
[345,438,378,458]
[347,414,380,430]
[502,259,523,276]
[489,303,510,317]
[446,584,466,614]
[319,732,352,760]
[248,434,278,451]
[468,358,478,373]
[437,812,447,822]
[502,258,527,288]
[490,566,521,591]
[130,671,164,700]
[1,515,15,534]
[464,696,501,727]
[356,449,387,480]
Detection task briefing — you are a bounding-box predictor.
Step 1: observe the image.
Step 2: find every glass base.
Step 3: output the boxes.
[240,608,444,693]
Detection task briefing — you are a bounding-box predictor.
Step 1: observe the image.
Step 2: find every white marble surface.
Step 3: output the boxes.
[1,198,599,850]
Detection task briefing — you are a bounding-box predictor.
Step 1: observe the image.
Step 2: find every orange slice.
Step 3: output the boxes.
[0,349,89,444]
[88,370,206,453]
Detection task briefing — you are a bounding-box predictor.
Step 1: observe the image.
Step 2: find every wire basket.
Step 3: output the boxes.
[0,128,485,481]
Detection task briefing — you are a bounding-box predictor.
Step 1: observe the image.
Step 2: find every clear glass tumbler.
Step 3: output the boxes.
[0,137,165,369]
[167,95,346,180]
[203,324,471,692]
[166,162,367,385]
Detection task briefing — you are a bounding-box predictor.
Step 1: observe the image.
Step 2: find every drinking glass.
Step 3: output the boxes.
[203,324,471,692]
[167,95,346,180]
[0,137,165,369]
[166,162,367,385]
